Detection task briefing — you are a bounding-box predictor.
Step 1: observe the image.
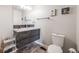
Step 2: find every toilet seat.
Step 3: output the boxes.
[47,45,63,53]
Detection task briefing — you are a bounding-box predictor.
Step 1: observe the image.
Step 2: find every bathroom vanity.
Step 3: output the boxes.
[13,27,40,49]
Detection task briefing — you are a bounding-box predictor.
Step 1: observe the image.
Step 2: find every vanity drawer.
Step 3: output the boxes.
[16,35,40,49]
[16,31,31,42]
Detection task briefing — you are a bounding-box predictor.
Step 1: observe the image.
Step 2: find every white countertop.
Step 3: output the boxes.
[13,27,40,32]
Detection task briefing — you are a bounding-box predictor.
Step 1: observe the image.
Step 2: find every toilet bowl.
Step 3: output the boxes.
[47,45,63,53]
[47,33,65,53]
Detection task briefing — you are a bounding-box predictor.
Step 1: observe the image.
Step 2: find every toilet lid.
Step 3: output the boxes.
[47,45,63,53]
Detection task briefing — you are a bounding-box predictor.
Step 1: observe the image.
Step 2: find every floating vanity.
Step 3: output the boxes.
[13,27,40,49]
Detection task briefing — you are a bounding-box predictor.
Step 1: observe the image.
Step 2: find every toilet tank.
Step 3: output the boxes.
[52,33,65,47]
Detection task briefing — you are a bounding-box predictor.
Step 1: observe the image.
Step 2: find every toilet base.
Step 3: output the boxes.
[47,45,63,53]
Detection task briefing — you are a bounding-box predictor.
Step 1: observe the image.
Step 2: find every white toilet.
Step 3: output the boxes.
[47,33,65,53]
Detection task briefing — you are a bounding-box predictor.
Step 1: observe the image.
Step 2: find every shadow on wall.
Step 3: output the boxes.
[63,37,76,53]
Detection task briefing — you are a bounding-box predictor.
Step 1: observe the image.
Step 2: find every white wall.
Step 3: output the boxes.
[26,5,76,50]
[0,6,13,39]
[24,5,77,52]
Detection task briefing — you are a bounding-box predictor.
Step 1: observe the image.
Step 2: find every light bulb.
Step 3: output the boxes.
[19,5,32,11]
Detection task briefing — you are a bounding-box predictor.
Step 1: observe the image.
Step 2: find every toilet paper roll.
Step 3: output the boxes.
[68,48,77,53]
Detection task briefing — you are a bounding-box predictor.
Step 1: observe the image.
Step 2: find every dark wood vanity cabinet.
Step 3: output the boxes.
[14,29,40,49]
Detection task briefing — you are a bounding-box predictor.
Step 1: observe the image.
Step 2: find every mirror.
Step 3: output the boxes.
[13,5,34,29]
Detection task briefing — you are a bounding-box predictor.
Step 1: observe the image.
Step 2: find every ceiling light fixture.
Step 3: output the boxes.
[19,5,32,11]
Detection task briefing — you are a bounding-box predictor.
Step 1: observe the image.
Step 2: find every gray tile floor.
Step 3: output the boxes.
[16,42,46,53]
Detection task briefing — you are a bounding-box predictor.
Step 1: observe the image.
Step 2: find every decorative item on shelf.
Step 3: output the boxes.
[61,7,70,15]
[37,17,50,20]
[51,9,57,17]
